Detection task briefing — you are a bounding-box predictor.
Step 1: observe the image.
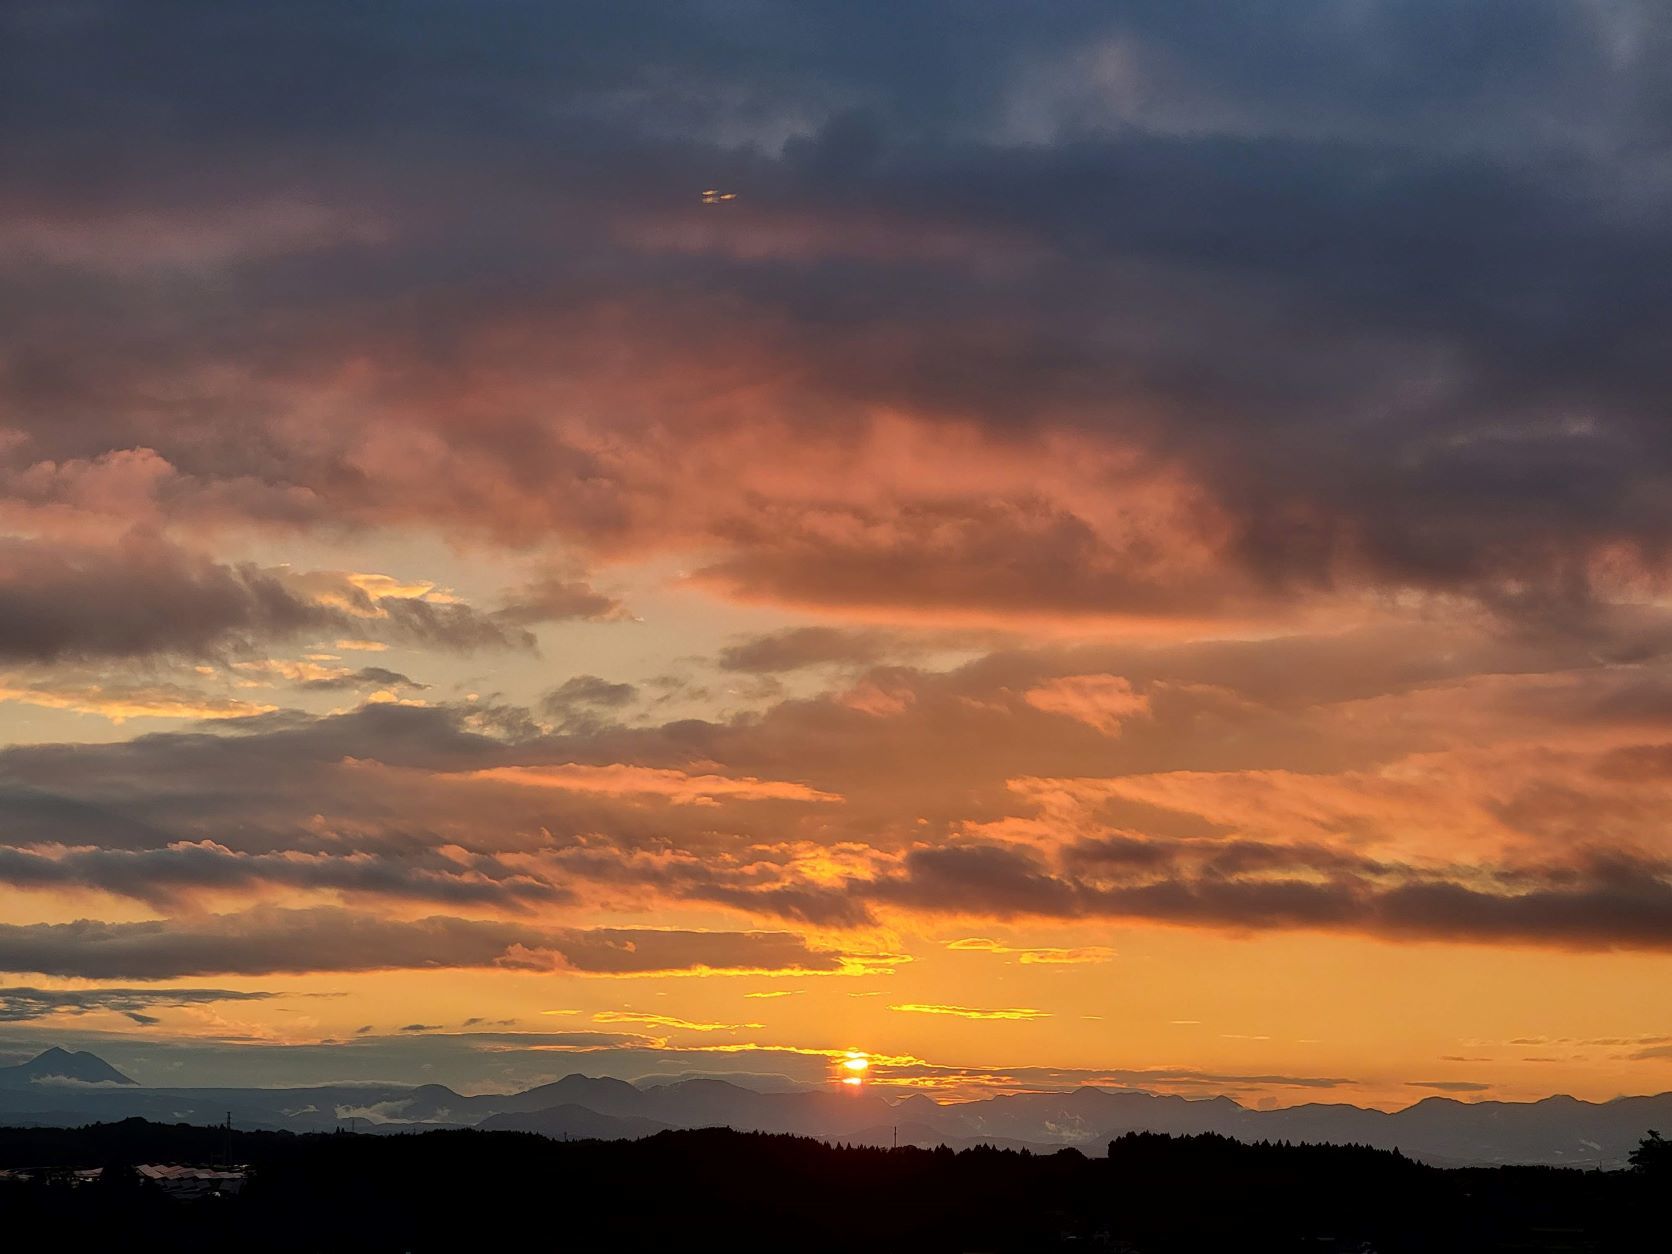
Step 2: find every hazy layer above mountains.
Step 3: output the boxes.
[1,1048,1667,1168]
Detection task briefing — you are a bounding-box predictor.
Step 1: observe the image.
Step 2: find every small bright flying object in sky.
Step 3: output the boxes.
[700,188,737,204]
[840,1052,869,1086]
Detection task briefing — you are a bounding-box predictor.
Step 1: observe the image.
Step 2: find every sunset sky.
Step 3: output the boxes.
[3,1,1672,1110]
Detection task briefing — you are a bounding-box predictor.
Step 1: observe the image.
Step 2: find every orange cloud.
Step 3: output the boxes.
[1023,674,1150,736]
[0,681,275,723]
[463,763,841,805]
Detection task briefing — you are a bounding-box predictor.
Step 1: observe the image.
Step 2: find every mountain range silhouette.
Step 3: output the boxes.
[2,1047,1666,1168]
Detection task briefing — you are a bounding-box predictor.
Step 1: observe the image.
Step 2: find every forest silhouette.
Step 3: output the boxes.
[0,1119,1665,1251]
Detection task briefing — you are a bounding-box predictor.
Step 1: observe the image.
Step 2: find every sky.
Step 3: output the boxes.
[2,0,1672,1110]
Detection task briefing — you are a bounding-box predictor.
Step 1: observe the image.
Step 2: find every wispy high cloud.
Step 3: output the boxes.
[593,1011,763,1033]
[944,938,1115,965]
[890,1003,1051,1021]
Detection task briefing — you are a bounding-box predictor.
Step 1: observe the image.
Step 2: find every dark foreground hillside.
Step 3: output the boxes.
[0,1120,1661,1252]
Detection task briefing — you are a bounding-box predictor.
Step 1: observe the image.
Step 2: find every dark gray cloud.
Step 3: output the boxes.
[0,535,329,663]
[862,842,1672,951]
[0,908,850,979]
[0,910,539,979]
[2,2,1670,627]
[297,666,426,692]
[717,627,904,673]
[0,702,524,853]
[0,841,569,910]
[1370,876,1672,950]
[872,844,1082,919]
[0,985,277,1023]
[542,675,639,711]
[0,535,529,662]
[497,576,629,626]
[376,597,534,653]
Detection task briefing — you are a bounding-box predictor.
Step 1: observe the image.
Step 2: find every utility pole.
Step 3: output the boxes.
[892,1125,897,1150]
